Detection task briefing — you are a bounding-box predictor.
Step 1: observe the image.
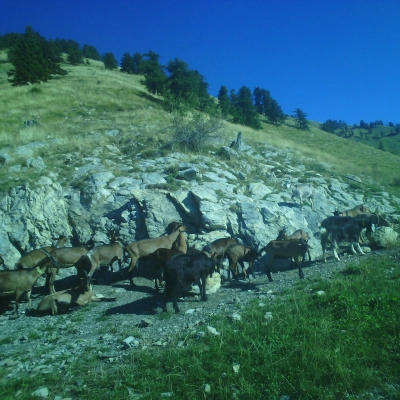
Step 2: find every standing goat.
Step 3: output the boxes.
[320,215,377,262]
[44,246,91,293]
[203,237,239,272]
[83,230,125,286]
[162,252,216,313]
[276,228,311,262]
[15,236,68,270]
[125,223,186,286]
[287,182,315,210]
[225,244,258,280]
[0,251,56,318]
[260,239,311,282]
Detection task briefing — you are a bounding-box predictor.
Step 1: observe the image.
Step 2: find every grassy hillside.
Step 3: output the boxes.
[1,50,400,196]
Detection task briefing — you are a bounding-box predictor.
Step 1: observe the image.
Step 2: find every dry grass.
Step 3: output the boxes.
[0,49,399,189]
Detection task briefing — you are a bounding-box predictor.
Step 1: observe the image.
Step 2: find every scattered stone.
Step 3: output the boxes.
[31,387,49,398]
[207,326,220,336]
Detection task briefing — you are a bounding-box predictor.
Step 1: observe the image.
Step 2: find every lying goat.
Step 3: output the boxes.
[35,285,116,315]
[225,244,258,280]
[0,255,51,318]
[261,239,311,282]
[163,252,216,313]
[125,223,186,286]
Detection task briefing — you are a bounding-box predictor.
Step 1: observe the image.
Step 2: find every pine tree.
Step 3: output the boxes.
[218,86,231,117]
[293,108,309,130]
[232,86,261,129]
[140,51,167,95]
[66,40,83,65]
[120,53,133,73]
[132,52,143,74]
[82,44,101,60]
[102,52,118,70]
[7,26,66,86]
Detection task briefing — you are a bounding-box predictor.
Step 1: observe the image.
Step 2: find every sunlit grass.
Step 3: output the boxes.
[1,253,398,399]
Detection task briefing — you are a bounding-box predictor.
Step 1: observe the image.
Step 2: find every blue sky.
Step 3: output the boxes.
[1,0,399,125]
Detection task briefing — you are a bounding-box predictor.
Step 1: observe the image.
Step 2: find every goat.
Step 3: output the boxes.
[276,228,311,262]
[0,253,52,318]
[35,284,116,315]
[167,221,188,254]
[203,237,239,272]
[260,239,311,282]
[15,236,68,270]
[83,230,125,285]
[162,252,216,313]
[44,246,91,293]
[320,215,378,262]
[333,204,370,217]
[225,244,258,280]
[146,248,183,291]
[125,223,186,286]
[287,182,315,210]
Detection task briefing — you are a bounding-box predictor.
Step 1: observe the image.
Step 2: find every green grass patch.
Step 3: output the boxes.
[1,254,399,399]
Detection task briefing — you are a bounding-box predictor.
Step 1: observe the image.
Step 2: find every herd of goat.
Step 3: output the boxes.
[0,202,387,317]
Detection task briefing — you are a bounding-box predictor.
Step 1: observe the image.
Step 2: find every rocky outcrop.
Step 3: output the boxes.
[0,140,398,277]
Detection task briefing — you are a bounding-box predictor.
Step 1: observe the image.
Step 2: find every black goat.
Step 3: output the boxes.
[162,252,216,313]
[320,215,378,262]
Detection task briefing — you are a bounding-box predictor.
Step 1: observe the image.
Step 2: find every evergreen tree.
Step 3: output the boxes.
[253,87,264,114]
[232,86,261,129]
[82,44,101,60]
[293,108,309,130]
[102,52,118,70]
[0,32,22,50]
[120,53,133,73]
[217,85,231,117]
[65,40,83,65]
[132,52,144,74]
[140,50,167,95]
[7,26,66,86]
[267,98,286,125]
[166,58,209,108]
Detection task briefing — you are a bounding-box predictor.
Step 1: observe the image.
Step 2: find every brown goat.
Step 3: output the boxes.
[225,244,259,280]
[84,242,124,284]
[36,284,116,315]
[15,236,68,270]
[276,228,311,262]
[261,239,311,282]
[202,237,239,271]
[125,223,186,286]
[334,204,370,217]
[44,247,91,293]
[167,221,187,254]
[0,259,49,318]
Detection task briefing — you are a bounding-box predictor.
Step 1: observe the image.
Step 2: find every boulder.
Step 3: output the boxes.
[367,227,398,248]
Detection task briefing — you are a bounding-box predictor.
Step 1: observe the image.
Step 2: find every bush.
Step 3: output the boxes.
[169,111,223,152]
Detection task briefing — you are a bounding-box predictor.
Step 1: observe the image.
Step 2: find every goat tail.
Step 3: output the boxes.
[38,249,62,269]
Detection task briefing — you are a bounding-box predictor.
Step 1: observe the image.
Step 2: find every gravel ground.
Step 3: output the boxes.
[0,248,393,385]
